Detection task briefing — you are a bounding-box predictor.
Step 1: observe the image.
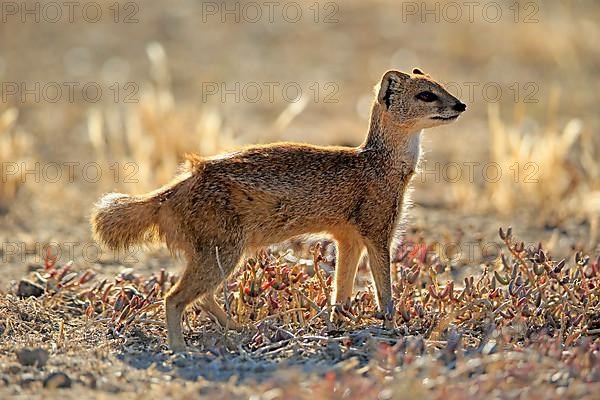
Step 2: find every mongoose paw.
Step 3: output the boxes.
[382,318,395,330]
[223,319,250,332]
[330,301,353,327]
[169,342,188,353]
[330,308,343,327]
[384,300,396,328]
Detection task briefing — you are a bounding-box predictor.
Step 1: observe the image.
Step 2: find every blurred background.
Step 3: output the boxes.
[1,0,599,283]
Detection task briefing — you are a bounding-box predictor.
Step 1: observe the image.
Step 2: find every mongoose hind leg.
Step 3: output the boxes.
[164,243,243,351]
[164,265,202,352]
[200,294,245,331]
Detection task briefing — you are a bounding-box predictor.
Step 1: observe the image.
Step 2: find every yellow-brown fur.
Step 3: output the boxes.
[91,69,465,351]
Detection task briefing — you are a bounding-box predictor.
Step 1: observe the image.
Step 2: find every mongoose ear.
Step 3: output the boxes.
[412,68,426,75]
[377,70,409,109]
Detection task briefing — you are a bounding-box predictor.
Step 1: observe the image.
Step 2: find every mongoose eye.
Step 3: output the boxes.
[416,91,438,102]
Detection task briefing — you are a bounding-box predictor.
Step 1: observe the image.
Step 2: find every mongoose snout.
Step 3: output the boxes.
[453,102,467,112]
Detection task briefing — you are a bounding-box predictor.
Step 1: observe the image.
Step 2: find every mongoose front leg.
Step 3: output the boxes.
[330,233,364,326]
[332,233,364,305]
[367,243,394,328]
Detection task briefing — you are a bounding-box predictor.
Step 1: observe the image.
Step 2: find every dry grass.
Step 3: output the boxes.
[88,42,307,193]
[87,43,237,192]
[1,228,599,398]
[449,103,600,250]
[0,108,32,212]
[486,103,599,219]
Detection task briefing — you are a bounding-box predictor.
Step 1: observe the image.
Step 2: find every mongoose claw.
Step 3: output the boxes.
[385,300,395,319]
[330,301,353,327]
[382,300,396,330]
[330,306,343,327]
[382,318,395,330]
[223,319,248,332]
[169,343,188,353]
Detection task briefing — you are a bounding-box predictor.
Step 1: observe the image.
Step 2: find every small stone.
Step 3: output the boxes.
[19,373,37,388]
[27,264,43,272]
[6,363,21,374]
[16,279,44,298]
[16,347,49,367]
[172,353,189,368]
[80,372,97,389]
[43,372,72,389]
[319,262,334,274]
[118,268,137,281]
[482,340,497,355]
[284,254,298,263]
[97,380,122,393]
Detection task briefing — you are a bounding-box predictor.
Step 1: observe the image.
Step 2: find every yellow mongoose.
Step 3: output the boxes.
[91,69,466,351]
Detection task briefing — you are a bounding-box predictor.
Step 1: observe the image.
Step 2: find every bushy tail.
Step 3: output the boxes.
[91,192,161,251]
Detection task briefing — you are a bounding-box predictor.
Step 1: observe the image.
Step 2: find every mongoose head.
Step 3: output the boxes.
[375,68,466,131]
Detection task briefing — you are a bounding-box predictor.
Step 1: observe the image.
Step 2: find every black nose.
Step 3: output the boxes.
[453,102,466,112]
